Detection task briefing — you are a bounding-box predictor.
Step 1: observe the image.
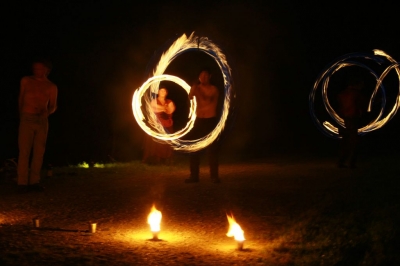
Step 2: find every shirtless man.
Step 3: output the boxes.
[17,60,57,192]
[185,69,220,183]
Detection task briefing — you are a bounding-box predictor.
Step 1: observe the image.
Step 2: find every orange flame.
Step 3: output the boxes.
[147,204,162,232]
[226,214,245,241]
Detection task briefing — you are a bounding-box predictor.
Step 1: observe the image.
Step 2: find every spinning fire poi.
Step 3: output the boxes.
[132,32,234,152]
[309,49,400,138]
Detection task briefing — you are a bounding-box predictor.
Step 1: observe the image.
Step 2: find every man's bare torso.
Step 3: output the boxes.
[19,76,57,116]
[338,87,364,118]
[191,83,219,118]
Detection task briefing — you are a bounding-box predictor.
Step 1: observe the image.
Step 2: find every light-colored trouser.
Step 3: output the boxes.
[17,113,48,185]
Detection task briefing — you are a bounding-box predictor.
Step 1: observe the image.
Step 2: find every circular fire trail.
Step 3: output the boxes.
[132,74,196,141]
[132,32,233,152]
[309,49,400,138]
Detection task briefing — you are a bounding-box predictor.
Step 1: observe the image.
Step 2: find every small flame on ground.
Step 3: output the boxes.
[226,214,245,241]
[147,204,162,233]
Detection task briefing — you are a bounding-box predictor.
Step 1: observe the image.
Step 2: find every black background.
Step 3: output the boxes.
[1,1,400,165]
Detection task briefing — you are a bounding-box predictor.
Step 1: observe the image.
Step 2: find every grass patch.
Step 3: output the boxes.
[267,171,400,265]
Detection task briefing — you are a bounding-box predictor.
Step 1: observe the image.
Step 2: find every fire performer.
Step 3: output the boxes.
[337,77,367,168]
[142,88,176,164]
[17,59,57,192]
[185,68,220,183]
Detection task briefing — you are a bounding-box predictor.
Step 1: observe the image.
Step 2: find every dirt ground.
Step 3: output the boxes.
[0,154,399,265]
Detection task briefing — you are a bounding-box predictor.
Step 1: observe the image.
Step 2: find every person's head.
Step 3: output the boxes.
[32,59,52,78]
[198,67,212,84]
[347,76,364,90]
[158,87,168,97]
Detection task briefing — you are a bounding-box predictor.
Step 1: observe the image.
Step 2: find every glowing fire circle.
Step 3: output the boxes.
[132,32,233,152]
[309,49,400,139]
[132,74,196,141]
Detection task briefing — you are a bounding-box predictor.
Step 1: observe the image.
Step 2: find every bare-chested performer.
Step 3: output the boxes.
[17,59,57,192]
[185,68,220,183]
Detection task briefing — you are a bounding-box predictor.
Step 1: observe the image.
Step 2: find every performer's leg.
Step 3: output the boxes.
[30,118,48,184]
[347,120,359,168]
[17,118,35,186]
[337,129,348,167]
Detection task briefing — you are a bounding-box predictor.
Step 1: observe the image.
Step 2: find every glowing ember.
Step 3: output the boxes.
[132,32,234,152]
[226,214,245,242]
[93,163,105,168]
[77,162,89,168]
[76,162,105,168]
[309,49,400,138]
[147,204,162,234]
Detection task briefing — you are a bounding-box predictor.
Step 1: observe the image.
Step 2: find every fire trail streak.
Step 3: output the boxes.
[132,32,233,152]
[309,49,400,138]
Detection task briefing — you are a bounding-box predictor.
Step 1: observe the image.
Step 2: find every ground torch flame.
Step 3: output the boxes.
[147,204,162,240]
[226,214,245,250]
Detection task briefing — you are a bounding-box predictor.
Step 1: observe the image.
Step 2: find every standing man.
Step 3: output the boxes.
[185,68,220,183]
[17,59,57,192]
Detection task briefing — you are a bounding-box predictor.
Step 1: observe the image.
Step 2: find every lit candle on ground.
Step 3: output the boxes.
[32,217,40,228]
[89,222,97,233]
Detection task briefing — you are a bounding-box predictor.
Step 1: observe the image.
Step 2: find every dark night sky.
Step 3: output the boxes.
[1,1,400,165]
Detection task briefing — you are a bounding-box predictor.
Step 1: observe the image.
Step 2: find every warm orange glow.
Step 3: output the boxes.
[147,204,162,233]
[226,214,245,241]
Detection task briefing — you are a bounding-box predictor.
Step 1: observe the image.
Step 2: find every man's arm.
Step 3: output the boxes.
[189,83,198,100]
[151,99,168,113]
[48,85,58,115]
[165,101,176,114]
[18,78,27,113]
